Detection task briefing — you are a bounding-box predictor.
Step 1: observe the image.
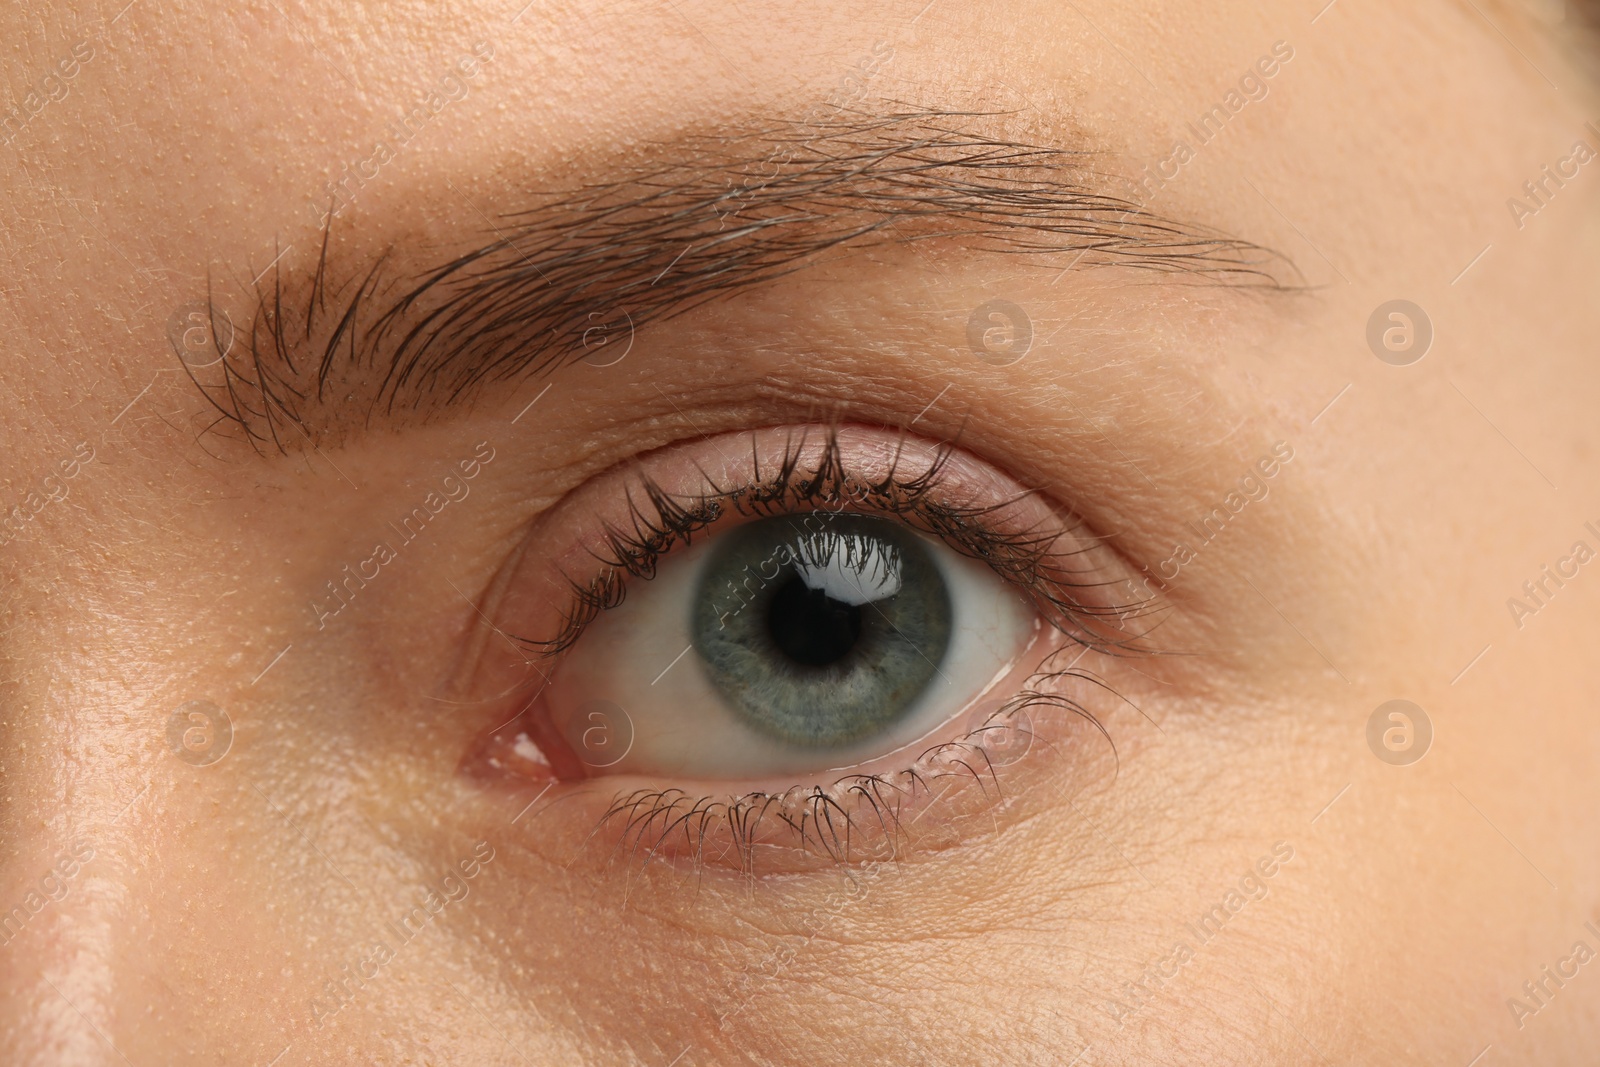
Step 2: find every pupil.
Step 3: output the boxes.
[766,574,864,667]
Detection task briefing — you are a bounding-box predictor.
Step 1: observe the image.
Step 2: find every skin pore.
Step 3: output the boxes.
[2,0,1599,1064]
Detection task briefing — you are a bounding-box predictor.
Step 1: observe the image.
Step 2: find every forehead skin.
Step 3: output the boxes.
[2,1,1600,1065]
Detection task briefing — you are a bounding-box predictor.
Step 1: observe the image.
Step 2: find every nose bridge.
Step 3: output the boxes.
[0,830,136,1066]
[0,599,172,1066]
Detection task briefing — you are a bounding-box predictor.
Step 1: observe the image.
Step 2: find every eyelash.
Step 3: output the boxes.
[517,427,1143,659]
[504,426,1139,870]
[594,643,1120,872]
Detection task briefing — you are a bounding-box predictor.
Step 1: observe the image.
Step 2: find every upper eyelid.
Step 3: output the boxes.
[506,426,1146,660]
[185,110,1293,455]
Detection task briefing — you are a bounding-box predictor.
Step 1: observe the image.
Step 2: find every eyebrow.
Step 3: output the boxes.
[191,109,1290,451]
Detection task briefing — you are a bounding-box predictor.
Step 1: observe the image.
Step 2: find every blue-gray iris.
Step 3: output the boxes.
[691,513,952,748]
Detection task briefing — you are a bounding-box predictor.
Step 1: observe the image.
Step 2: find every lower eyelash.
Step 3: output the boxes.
[519,424,1148,660]
[590,651,1124,874]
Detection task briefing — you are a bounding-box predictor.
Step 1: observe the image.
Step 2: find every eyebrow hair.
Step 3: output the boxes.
[190,109,1291,451]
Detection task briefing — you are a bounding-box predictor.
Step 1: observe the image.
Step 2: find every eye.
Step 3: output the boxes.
[537,510,1039,778]
[461,424,1132,867]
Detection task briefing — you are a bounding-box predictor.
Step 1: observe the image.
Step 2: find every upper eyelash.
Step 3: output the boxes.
[515,425,1148,659]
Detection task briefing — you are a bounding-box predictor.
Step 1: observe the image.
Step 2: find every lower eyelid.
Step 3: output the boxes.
[462,633,1126,875]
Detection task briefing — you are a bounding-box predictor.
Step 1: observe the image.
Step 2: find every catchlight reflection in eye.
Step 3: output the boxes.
[540,511,1037,780]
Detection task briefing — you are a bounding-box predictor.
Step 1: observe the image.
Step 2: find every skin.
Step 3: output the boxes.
[2,0,1599,1063]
